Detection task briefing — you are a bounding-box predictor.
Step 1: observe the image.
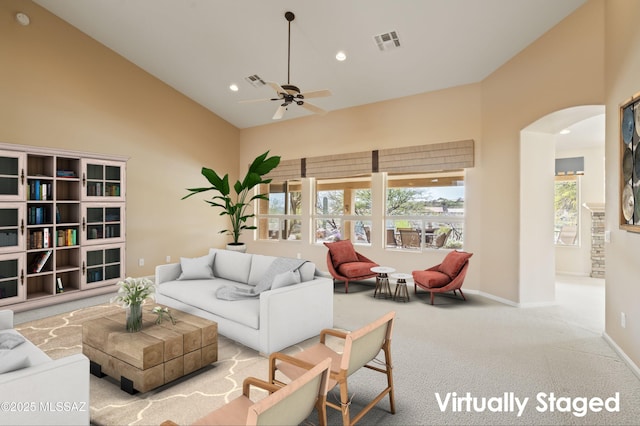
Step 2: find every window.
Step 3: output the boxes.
[385,173,464,250]
[256,172,466,250]
[257,181,302,241]
[554,176,579,246]
[314,178,372,245]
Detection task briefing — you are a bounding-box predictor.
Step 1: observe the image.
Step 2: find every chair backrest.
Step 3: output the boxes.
[386,229,397,246]
[340,311,395,376]
[398,228,420,248]
[432,228,452,248]
[247,357,331,426]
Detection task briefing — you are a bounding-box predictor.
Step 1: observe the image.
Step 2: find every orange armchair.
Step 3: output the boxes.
[325,240,379,293]
[412,250,473,305]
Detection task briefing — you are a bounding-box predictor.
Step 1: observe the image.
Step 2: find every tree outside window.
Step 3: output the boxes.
[554,177,579,245]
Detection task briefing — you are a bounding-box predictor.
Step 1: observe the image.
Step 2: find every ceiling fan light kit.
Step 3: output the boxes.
[239,11,331,120]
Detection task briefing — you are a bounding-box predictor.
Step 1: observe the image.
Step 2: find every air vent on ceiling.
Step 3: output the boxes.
[244,74,266,88]
[374,31,400,51]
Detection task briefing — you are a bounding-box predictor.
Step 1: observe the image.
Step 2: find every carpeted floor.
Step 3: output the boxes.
[14,275,640,425]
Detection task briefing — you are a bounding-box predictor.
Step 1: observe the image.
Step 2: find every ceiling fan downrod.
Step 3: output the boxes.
[285,11,294,86]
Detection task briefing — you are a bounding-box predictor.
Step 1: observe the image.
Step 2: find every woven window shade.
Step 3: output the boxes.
[378,140,474,173]
[305,151,371,179]
[263,159,301,182]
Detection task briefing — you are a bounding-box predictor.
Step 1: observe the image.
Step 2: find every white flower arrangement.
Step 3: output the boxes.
[152,306,176,325]
[111,277,155,307]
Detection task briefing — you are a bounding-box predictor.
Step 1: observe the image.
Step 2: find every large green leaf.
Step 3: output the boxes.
[201,167,230,196]
[183,150,281,244]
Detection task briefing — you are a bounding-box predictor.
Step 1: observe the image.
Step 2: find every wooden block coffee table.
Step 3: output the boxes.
[82,305,218,394]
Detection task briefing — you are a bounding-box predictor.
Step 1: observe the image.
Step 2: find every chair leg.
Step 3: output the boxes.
[430,292,434,305]
[458,289,466,301]
[339,380,351,426]
[383,342,396,414]
[316,396,328,426]
[345,279,349,293]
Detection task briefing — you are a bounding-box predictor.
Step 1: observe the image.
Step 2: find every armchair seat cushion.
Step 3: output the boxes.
[338,261,378,278]
[412,270,451,289]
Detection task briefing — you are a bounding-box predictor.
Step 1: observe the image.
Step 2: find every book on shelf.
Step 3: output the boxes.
[56,278,64,293]
[56,170,77,178]
[30,250,52,273]
[43,228,50,248]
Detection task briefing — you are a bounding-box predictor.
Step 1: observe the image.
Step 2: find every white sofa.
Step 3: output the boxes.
[0,310,90,426]
[155,248,334,355]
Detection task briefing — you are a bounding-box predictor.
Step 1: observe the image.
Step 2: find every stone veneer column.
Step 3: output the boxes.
[584,203,605,279]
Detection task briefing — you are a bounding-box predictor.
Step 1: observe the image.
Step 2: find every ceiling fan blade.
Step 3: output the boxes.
[300,101,327,115]
[298,89,332,99]
[273,105,287,120]
[267,81,286,95]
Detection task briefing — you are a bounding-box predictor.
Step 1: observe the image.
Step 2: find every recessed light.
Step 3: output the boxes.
[229,84,239,92]
[335,51,347,61]
[559,129,571,135]
[16,12,30,26]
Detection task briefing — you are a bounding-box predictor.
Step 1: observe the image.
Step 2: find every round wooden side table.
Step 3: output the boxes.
[371,266,395,299]
[391,273,412,302]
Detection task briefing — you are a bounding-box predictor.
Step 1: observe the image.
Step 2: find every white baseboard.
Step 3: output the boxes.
[602,332,640,380]
[464,289,519,307]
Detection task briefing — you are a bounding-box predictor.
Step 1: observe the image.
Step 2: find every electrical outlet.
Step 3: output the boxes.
[605,230,611,243]
[166,255,171,263]
[296,253,301,259]
[138,258,144,267]
[621,312,626,329]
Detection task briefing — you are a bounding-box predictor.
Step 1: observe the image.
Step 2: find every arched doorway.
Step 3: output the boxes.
[520,105,605,330]
[519,105,605,313]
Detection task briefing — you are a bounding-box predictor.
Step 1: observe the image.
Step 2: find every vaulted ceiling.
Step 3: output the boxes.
[34,0,587,129]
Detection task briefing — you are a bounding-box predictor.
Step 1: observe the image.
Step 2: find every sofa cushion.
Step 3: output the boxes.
[438,251,473,279]
[0,350,31,374]
[298,262,316,282]
[412,270,451,288]
[0,331,25,349]
[0,330,51,369]
[271,270,301,290]
[212,250,252,284]
[337,261,377,278]
[324,240,358,266]
[158,280,260,329]
[178,253,215,280]
[247,254,276,286]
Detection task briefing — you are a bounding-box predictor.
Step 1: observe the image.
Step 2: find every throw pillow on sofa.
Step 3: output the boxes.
[0,331,25,350]
[178,252,215,280]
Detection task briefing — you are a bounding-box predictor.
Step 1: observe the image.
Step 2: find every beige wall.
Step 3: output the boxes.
[479,0,605,302]
[604,0,640,371]
[0,0,240,277]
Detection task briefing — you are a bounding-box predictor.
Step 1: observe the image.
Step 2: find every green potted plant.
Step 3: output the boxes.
[183,151,280,251]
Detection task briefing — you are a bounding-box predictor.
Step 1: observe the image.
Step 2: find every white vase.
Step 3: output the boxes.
[226,243,247,253]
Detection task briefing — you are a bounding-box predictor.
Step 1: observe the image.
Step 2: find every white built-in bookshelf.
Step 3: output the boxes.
[0,143,126,312]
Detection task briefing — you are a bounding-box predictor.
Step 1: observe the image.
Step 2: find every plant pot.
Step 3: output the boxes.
[226,243,247,253]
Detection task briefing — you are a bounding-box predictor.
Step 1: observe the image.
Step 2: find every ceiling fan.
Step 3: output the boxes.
[240,11,331,120]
